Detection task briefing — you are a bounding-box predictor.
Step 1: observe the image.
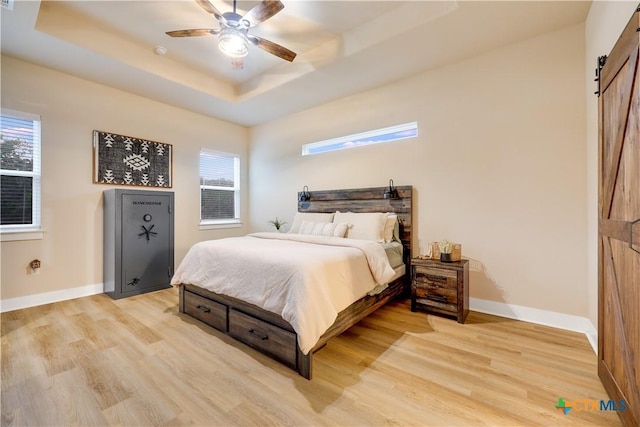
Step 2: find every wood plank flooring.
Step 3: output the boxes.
[1,288,622,426]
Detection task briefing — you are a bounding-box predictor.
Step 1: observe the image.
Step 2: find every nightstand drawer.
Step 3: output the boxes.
[413,282,457,304]
[414,266,458,280]
[413,267,457,290]
[415,297,457,314]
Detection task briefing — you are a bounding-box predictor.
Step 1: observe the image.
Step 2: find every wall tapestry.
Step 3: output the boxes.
[93,130,172,188]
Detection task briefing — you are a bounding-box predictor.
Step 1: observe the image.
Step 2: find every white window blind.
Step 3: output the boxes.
[1,109,41,231]
[200,149,240,224]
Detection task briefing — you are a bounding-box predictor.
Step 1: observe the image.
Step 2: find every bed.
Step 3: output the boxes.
[172,185,413,379]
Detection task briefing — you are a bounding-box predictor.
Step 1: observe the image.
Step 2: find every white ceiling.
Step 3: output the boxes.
[1,0,591,126]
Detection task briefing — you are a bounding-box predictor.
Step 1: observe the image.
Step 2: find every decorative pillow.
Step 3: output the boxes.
[383,213,398,243]
[298,220,348,237]
[333,211,387,242]
[393,218,400,242]
[288,212,334,233]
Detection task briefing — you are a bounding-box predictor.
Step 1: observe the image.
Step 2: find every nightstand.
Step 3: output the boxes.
[410,257,469,323]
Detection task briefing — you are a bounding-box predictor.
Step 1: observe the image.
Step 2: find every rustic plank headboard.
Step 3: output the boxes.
[297,185,413,264]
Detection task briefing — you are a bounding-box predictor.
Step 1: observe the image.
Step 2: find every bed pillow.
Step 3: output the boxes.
[298,220,349,237]
[333,211,387,242]
[288,212,334,233]
[383,213,398,243]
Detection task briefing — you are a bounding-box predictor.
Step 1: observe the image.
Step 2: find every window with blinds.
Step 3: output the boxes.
[1,110,41,231]
[200,149,240,225]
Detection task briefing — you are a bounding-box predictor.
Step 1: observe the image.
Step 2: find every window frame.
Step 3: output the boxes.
[0,109,42,240]
[199,148,241,229]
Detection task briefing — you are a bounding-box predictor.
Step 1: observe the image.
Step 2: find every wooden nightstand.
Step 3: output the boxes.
[410,257,469,323]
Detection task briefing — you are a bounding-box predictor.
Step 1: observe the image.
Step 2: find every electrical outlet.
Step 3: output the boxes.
[29,259,41,275]
[469,259,482,271]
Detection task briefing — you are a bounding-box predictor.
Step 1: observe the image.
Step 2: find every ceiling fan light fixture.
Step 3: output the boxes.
[218,27,249,58]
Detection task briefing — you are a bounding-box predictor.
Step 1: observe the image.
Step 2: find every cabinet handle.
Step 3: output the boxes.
[126,277,140,287]
[248,328,269,340]
[196,304,211,313]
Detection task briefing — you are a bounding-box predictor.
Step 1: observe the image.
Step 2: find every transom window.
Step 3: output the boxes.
[302,121,418,156]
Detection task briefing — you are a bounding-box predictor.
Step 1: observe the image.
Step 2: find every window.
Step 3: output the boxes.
[200,149,240,226]
[302,121,418,156]
[1,109,41,233]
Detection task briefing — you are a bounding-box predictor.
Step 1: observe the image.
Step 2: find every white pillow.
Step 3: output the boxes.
[333,211,387,242]
[298,220,348,237]
[383,213,398,243]
[288,212,334,233]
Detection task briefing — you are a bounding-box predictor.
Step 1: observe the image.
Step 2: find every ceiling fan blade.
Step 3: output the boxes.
[243,0,284,27]
[247,34,296,62]
[195,0,224,22]
[166,29,219,37]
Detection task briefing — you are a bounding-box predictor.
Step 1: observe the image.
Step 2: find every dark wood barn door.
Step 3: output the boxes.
[598,6,639,427]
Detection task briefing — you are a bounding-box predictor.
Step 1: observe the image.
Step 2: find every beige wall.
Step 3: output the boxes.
[584,1,639,327]
[0,56,249,301]
[250,24,589,316]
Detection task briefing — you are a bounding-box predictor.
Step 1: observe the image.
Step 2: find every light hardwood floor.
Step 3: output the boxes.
[1,288,622,426]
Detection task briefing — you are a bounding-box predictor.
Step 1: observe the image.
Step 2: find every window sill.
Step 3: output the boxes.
[0,229,44,242]
[199,221,242,231]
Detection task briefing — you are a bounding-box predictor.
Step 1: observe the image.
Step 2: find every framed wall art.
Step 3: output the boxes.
[93,130,172,188]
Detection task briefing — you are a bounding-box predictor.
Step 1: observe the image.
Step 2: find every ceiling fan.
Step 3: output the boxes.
[166,0,297,66]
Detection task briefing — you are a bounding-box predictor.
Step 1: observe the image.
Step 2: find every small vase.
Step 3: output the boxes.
[440,253,452,263]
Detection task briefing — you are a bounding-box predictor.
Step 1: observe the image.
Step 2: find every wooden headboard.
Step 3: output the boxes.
[297,185,413,264]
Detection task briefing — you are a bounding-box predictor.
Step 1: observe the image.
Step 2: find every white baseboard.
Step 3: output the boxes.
[0,283,104,313]
[470,297,598,355]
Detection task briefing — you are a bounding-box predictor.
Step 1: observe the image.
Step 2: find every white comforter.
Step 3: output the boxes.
[171,232,396,354]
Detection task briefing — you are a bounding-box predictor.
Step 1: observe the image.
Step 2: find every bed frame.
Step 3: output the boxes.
[178,185,413,379]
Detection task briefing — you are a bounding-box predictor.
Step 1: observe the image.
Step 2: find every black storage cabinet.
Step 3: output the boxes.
[103,189,174,299]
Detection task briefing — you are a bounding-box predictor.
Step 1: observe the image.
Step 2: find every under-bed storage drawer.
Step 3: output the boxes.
[228,309,297,368]
[183,290,228,332]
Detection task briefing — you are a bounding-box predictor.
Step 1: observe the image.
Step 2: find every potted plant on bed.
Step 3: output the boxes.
[268,217,287,232]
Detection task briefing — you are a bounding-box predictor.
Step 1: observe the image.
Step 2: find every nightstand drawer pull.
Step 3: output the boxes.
[425,275,449,284]
[428,294,449,303]
[415,266,457,279]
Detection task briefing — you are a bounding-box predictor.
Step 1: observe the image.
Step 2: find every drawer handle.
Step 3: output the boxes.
[248,328,269,340]
[196,304,211,313]
[429,294,449,302]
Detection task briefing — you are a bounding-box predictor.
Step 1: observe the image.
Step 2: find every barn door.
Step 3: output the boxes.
[597,6,640,427]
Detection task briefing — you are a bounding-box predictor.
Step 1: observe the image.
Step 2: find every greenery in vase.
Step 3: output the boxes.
[268,217,287,231]
[438,239,453,254]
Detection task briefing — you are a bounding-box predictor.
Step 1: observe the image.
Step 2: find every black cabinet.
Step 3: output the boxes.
[103,189,174,299]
